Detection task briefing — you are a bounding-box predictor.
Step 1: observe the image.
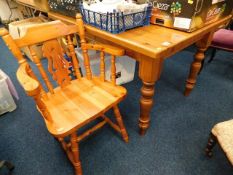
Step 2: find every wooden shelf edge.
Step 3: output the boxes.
[15,0,49,13]
[48,12,77,24]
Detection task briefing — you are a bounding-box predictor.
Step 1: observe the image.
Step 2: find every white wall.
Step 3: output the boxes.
[0,0,23,21]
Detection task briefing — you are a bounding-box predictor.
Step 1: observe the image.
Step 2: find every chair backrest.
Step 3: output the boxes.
[0,14,119,96]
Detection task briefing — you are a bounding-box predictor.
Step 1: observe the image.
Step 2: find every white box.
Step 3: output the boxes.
[8,17,49,61]
[75,48,136,85]
[0,70,17,115]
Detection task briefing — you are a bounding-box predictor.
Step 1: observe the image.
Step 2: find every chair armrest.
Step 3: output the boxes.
[0,28,8,36]
[16,63,41,97]
[84,43,125,56]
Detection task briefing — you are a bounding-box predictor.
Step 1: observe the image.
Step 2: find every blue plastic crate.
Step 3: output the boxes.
[80,5,152,34]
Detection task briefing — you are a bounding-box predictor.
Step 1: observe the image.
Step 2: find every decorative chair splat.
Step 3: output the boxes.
[42,39,71,88]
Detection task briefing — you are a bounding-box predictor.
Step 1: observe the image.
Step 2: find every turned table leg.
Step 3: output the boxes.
[184,32,214,96]
[139,81,155,135]
[184,46,207,96]
[138,56,163,135]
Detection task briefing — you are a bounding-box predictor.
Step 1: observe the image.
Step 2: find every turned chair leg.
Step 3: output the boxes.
[70,133,83,175]
[113,105,129,143]
[208,48,217,63]
[0,160,14,175]
[205,133,217,157]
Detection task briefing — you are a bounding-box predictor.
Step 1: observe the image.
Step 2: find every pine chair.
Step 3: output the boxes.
[0,14,129,175]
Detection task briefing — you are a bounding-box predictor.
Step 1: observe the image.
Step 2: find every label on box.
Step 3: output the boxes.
[212,0,225,4]
[174,17,191,30]
[161,41,171,47]
[188,0,194,4]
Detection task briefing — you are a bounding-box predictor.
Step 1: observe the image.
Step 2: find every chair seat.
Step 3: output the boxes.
[211,29,233,50]
[41,77,127,137]
[212,119,233,165]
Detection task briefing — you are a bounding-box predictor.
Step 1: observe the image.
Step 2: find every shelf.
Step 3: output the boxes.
[15,0,49,13]
[48,12,76,24]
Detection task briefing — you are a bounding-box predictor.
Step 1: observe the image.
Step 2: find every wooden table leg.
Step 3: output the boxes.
[184,32,214,96]
[139,81,155,135]
[138,56,163,135]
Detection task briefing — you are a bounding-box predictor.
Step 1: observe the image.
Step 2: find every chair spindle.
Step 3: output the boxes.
[67,35,82,79]
[100,51,105,81]
[111,55,116,86]
[29,46,54,94]
[1,29,27,64]
[76,14,92,80]
[82,48,92,80]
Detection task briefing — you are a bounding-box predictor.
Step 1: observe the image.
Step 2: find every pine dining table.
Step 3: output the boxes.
[48,12,232,135]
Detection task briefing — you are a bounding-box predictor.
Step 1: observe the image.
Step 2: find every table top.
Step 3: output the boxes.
[48,12,232,59]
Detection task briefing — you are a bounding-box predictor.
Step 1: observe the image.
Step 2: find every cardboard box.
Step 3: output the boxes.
[9,17,49,60]
[149,0,233,32]
[16,0,36,6]
[16,0,49,12]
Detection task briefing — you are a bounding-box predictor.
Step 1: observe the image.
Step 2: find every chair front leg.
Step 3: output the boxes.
[208,48,217,63]
[113,105,129,143]
[205,133,217,157]
[70,133,83,175]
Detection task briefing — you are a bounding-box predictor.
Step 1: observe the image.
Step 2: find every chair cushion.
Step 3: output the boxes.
[211,29,233,50]
[41,77,127,137]
[212,119,233,165]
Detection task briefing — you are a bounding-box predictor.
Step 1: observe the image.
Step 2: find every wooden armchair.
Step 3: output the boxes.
[0,14,128,175]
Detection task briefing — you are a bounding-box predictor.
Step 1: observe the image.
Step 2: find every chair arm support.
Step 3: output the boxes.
[84,43,125,56]
[16,63,41,97]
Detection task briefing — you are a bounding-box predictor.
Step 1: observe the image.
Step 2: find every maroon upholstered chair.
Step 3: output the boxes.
[199,27,233,74]
[208,29,233,63]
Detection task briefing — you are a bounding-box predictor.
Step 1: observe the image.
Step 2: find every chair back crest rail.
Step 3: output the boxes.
[0,15,123,96]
